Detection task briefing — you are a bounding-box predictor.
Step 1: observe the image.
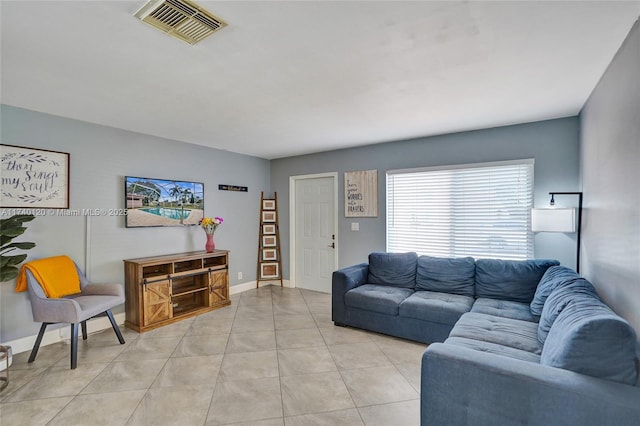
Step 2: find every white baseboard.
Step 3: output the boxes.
[3,281,294,355]
[230,279,292,293]
[3,313,126,355]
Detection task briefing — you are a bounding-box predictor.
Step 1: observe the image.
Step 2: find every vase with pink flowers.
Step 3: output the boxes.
[199,216,223,252]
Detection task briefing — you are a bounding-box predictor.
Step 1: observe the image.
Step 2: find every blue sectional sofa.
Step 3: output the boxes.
[331,252,640,426]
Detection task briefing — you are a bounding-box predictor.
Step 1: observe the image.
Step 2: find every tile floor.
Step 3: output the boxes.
[0,286,426,425]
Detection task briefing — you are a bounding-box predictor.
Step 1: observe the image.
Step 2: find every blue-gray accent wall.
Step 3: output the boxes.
[271,117,580,278]
[0,105,270,342]
[580,18,640,338]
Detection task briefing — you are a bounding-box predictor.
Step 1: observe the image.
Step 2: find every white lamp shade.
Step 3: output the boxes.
[531,208,576,233]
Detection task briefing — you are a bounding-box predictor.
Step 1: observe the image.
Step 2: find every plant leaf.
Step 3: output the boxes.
[1,242,36,251]
[1,226,28,238]
[2,253,28,266]
[0,265,19,282]
[0,214,35,228]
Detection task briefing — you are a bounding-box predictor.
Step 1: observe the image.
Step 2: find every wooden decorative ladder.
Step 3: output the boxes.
[256,192,283,287]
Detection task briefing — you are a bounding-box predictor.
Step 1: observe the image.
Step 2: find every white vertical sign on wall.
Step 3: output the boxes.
[345,170,378,217]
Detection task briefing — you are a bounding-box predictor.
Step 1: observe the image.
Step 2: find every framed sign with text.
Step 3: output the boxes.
[1,144,70,208]
[344,169,378,217]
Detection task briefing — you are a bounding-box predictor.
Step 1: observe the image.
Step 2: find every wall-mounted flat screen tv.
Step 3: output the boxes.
[125,176,204,228]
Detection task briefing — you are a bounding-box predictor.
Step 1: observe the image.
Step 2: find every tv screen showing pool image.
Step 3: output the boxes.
[125,176,204,228]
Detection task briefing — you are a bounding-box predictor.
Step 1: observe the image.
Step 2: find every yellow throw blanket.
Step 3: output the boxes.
[15,255,81,298]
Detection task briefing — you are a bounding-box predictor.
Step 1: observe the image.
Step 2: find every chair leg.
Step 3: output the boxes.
[105,310,125,345]
[70,323,79,369]
[28,323,50,363]
[81,321,88,341]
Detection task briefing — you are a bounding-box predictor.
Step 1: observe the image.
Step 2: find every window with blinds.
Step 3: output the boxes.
[386,159,534,260]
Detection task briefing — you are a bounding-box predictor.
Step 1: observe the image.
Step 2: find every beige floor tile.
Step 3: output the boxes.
[207,377,283,425]
[311,312,334,328]
[86,327,140,345]
[232,315,275,332]
[357,399,420,426]
[196,304,238,319]
[114,336,181,361]
[129,384,215,425]
[153,354,223,387]
[227,419,285,426]
[274,314,317,330]
[319,326,373,345]
[340,366,418,407]
[172,334,229,357]
[0,367,47,402]
[239,290,273,306]
[4,285,432,425]
[395,362,422,393]
[273,302,311,316]
[271,289,304,303]
[237,303,274,317]
[186,317,234,336]
[81,359,165,394]
[300,290,331,304]
[219,350,279,381]
[0,396,73,426]
[285,408,364,426]
[306,302,332,316]
[328,342,391,370]
[226,331,276,353]
[275,328,325,349]
[53,342,126,367]
[277,347,337,377]
[373,338,427,365]
[137,318,194,339]
[4,363,108,402]
[48,389,146,426]
[10,341,69,371]
[281,371,354,416]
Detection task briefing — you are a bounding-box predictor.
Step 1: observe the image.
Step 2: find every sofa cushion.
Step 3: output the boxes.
[538,279,599,344]
[445,336,542,363]
[541,297,640,385]
[530,265,583,317]
[471,298,537,322]
[399,291,473,326]
[367,252,418,288]
[344,284,414,316]
[449,312,542,354]
[475,258,559,303]
[415,256,475,297]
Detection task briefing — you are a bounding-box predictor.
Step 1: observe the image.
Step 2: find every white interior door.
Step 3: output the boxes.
[293,175,336,293]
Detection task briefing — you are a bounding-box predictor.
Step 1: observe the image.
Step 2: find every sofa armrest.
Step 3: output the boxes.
[331,263,369,324]
[421,343,640,426]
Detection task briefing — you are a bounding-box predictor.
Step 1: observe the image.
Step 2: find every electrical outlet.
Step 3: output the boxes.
[237,272,243,280]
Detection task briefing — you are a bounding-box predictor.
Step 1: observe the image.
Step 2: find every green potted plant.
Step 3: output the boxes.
[1,214,36,281]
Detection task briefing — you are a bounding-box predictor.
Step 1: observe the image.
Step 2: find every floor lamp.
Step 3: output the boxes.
[531,192,583,273]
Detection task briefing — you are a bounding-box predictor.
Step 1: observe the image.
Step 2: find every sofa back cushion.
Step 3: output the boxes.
[530,266,583,317]
[475,259,559,303]
[541,297,640,385]
[368,252,418,288]
[416,256,475,297]
[537,279,599,344]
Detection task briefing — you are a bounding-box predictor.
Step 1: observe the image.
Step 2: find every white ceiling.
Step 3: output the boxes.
[2,1,639,159]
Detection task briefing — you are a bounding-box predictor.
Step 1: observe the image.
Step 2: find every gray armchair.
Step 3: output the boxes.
[26,264,125,369]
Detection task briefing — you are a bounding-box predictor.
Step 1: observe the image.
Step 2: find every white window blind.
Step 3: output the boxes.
[386,160,534,260]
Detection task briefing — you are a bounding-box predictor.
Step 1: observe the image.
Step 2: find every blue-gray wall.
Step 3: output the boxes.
[271,117,580,278]
[580,18,640,336]
[0,105,270,342]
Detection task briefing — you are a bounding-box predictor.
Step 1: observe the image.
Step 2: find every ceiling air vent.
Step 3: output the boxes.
[134,0,227,45]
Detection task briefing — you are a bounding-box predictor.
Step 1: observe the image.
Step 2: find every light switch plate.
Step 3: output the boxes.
[351,222,359,231]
